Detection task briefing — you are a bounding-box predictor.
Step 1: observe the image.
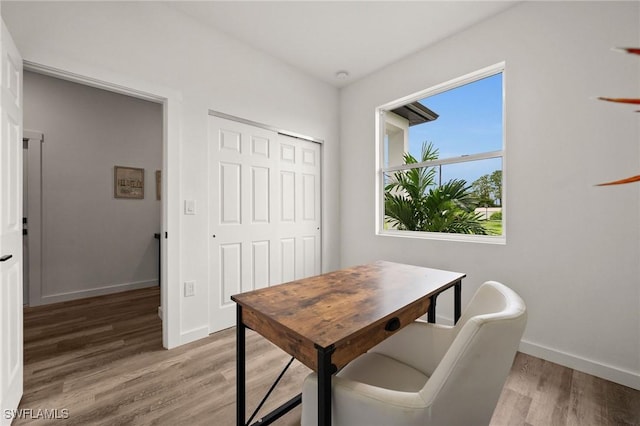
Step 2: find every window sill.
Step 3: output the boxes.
[377,229,506,245]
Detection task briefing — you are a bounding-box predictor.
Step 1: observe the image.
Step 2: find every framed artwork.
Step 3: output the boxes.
[155,170,161,201]
[114,166,144,199]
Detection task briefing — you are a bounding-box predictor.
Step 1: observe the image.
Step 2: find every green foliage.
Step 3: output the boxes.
[384,142,487,235]
[489,211,502,221]
[471,170,502,207]
[489,170,502,206]
[471,174,494,207]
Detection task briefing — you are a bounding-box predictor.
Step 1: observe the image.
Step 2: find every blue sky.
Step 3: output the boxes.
[408,72,503,185]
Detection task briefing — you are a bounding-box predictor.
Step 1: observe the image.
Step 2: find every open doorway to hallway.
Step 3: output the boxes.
[22,70,163,308]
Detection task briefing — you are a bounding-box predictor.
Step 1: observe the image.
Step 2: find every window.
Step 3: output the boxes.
[376,63,505,242]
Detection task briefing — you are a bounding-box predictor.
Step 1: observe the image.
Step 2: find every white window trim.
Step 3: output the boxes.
[375,62,506,244]
[382,150,503,173]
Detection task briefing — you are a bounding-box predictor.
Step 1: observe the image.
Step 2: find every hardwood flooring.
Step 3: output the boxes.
[16,287,640,425]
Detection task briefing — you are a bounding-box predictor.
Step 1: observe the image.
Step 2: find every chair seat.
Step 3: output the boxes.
[338,352,429,393]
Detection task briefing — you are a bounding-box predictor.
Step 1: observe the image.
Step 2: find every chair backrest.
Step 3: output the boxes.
[419,281,527,426]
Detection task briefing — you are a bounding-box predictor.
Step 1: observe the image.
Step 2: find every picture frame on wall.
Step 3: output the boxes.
[114,166,144,199]
[155,170,161,201]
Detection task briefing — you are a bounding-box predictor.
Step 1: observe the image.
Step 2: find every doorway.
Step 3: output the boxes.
[20,61,180,349]
[22,71,163,308]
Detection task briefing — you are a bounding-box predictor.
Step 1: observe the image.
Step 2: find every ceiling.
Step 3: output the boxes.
[167,1,517,88]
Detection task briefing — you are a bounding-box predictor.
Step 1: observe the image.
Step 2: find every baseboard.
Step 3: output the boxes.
[434,313,454,325]
[36,279,158,305]
[437,314,639,390]
[180,326,209,345]
[519,340,640,391]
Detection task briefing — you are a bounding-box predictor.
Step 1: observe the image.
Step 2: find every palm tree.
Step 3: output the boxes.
[384,142,487,234]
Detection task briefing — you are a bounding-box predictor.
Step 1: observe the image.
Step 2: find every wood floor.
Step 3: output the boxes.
[17,287,640,425]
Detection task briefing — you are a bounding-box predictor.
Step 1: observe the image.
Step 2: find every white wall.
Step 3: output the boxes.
[1,2,340,346]
[340,1,640,389]
[5,0,637,390]
[23,71,162,304]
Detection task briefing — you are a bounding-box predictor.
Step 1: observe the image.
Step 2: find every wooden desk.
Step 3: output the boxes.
[232,260,465,426]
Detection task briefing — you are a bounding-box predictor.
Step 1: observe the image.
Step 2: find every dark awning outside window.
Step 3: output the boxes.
[391,102,438,126]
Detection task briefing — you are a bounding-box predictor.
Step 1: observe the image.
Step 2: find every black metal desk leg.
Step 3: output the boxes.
[316,344,336,426]
[237,306,246,426]
[428,294,437,323]
[454,281,462,324]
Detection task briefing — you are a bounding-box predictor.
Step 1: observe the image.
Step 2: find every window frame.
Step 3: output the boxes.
[375,62,506,244]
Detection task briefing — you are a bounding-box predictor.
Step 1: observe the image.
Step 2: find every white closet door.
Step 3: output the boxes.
[209,116,321,331]
[277,134,321,282]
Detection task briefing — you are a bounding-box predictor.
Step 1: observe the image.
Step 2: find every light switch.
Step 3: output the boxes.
[184,199,196,215]
[184,281,195,297]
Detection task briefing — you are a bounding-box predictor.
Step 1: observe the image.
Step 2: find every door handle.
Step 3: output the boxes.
[0,254,13,262]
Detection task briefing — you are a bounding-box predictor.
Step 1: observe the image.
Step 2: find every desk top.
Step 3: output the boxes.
[232,260,465,370]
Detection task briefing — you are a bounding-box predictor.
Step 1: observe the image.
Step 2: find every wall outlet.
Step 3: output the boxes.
[184,281,195,297]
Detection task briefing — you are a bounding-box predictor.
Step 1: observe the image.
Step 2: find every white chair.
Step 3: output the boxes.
[301,281,527,426]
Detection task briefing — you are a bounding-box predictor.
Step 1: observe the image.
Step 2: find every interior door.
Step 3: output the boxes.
[208,116,321,331]
[0,19,24,425]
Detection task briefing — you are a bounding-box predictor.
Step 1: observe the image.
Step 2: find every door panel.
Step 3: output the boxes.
[280,238,296,283]
[280,171,295,221]
[0,19,23,425]
[251,166,269,223]
[277,134,321,283]
[220,162,241,224]
[302,236,317,277]
[220,243,241,307]
[209,117,321,331]
[302,174,316,220]
[251,241,269,290]
[209,117,280,329]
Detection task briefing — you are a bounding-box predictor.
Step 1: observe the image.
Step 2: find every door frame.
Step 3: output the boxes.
[22,60,182,349]
[208,109,324,144]
[22,129,43,306]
